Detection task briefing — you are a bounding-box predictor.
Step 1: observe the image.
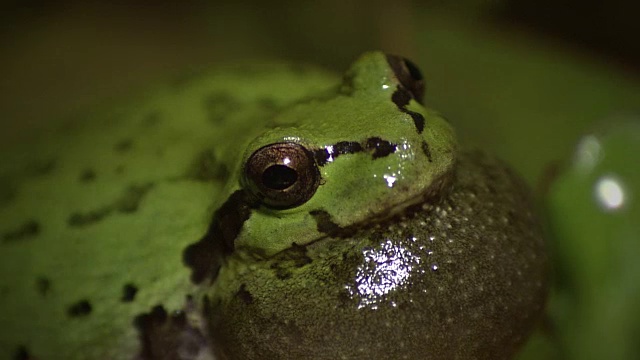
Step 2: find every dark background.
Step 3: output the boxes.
[1,0,639,184]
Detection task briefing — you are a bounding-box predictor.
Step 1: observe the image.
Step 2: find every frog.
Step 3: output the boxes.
[0,51,547,360]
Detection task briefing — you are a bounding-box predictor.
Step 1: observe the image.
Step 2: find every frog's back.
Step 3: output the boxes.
[0,63,337,359]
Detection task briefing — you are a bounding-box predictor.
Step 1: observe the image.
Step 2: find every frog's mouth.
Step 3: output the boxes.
[183,164,455,285]
[301,168,454,247]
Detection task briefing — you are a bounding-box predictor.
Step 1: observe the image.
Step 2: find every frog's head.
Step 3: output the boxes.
[185,52,456,281]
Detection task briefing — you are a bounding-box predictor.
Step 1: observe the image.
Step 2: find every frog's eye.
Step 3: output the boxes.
[244,142,320,209]
[386,54,425,104]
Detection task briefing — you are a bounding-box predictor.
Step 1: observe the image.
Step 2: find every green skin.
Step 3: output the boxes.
[0,52,547,359]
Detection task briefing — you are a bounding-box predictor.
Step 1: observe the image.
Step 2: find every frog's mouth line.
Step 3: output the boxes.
[184,159,454,285]
[274,167,455,257]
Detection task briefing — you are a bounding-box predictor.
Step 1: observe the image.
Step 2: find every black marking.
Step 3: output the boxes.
[334,141,363,155]
[366,137,397,159]
[135,305,208,360]
[406,110,425,133]
[183,190,258,284]
[116,183,154,213]
[67,183,154,227]
[36,277,51,297]
[392,87,426,134]
[391,88,411,108]
[385,54,426,104]
[309,210,342,234]
[79,169,96,183]
[185,149,229,182]
[421,140,433,163]
[67,300,92,317]
[13,346,30,360]
[122,283,138,302]
[114,139,133,153]
[68,208,110,227]
[236,284,254,304]
[203,92,239,124]
[313,138,397,167]
[2,220,40,243]
[26,159,56,177]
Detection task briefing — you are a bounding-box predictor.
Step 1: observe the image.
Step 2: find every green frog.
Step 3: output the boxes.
[0,52,547,360]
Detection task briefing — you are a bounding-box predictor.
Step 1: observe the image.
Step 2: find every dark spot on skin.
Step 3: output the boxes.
[122,283,138,303]
[391,87,426,134]
[135,305,208,360]
[406,110,425,133]
[334,141,363,155]
[116,183,154,213]
[79,169,96,183]
[309,210,342,234]
[13,346,31,360]
[236,284,254,304]
[67,208,110,227]
[185,149,229,183]
[203,92,239,124]
[313,139,396,166]
[114,139,133,153]
[385,54,426,104]
[366,137,397,159]
[67,300,92,317]
[421,140,433,163]
[2,220,40,243]
[36,277,51,297]
[313,141,362,166]
[391,87,411,107]
[184,190,258,284]
[26,159,56,177]
[67,183,155,227]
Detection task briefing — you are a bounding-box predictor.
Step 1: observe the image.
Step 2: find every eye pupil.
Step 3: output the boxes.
[244,142,320,209]
[262,165,298,190]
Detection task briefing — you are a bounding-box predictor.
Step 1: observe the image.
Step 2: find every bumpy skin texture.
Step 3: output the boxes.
[0,52,547,360]
[210,151,547,360]
[0,63,339,360]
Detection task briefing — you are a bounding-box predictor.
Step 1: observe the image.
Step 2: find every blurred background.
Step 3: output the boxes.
[1,0,639,185]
